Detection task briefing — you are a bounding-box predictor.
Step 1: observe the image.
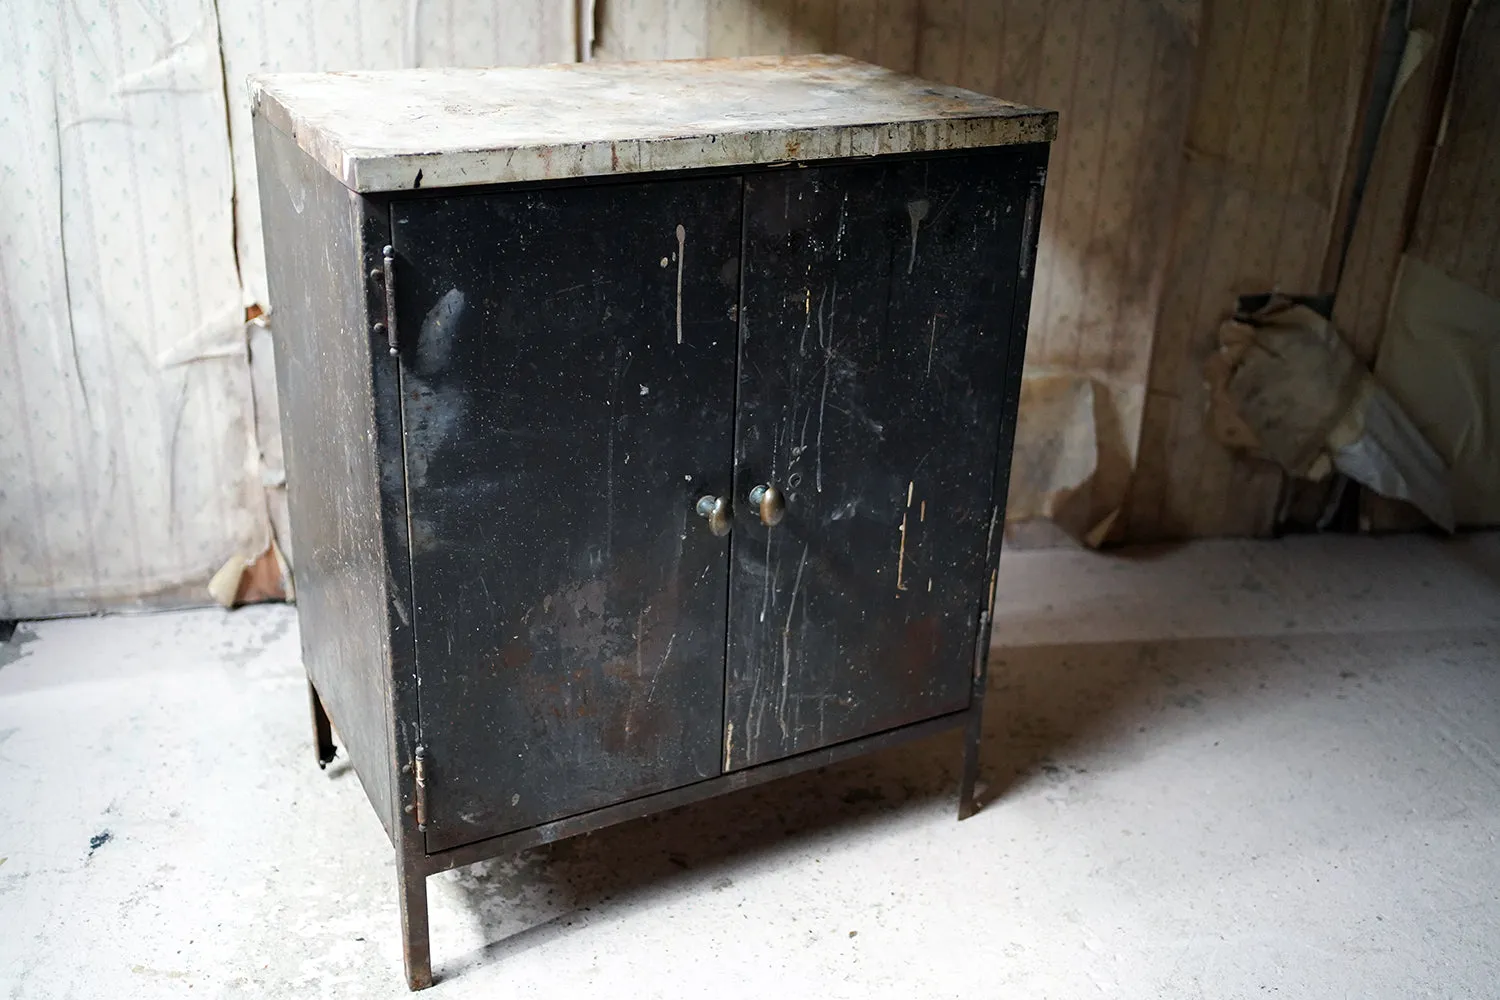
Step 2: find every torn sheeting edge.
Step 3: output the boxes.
[205,308,294,604]
[205,0,289,604]
[1327,381,1450,527]
[1006,370,1141,549]
[154,302,245,367]
[208,536,293,608]
[1373,254,1500,527]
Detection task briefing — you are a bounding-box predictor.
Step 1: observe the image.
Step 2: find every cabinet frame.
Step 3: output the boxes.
[258,106,1048,989]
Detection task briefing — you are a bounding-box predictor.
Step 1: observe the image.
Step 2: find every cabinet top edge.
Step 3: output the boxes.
[249,55,1057,193]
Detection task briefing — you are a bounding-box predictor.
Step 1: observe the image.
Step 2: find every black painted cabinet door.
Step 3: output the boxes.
[394,178,742,852]
[724,154,1030,770]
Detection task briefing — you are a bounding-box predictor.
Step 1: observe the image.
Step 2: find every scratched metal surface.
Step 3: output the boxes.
[724,148,1034,770]
[393,177,742,853]
[254,118,401,837]
[249,55,1057,193]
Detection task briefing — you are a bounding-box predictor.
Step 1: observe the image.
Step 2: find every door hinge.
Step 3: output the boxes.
[412,744,428,832]
[1019,182,1042,280]
[372,244,398,357]
[971,608,993,686]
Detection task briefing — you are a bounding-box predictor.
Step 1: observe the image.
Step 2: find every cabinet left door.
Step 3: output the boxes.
[392,177,743,852]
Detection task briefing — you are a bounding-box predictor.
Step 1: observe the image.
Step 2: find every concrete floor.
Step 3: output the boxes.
[2,534,1498,998]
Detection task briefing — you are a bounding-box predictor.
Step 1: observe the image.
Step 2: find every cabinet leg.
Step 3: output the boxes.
[308,679,338,769]
[958,609,993,821]
[399,859,433,990]
[957,702,984,820]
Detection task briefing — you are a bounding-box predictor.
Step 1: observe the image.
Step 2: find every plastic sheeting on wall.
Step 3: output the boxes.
[1377,256,1500,527]
[0,0,577,616]
[0,0,1444,614]
[0,0,260,616]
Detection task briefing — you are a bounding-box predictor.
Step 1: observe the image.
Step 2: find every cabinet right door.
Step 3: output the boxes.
[724,150,1037,770]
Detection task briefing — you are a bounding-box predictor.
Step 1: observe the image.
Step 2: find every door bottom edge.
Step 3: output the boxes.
[418,708,969,875]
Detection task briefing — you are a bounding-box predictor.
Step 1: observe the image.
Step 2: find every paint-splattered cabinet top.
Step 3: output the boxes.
[249,55,1056,193]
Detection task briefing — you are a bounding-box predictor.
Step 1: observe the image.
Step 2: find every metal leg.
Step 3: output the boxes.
[957,610,993,821]
[957,702,984,820]
[399,859,433,990]
[309,679,338,769]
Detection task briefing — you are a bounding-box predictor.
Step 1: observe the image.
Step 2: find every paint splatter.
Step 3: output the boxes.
[896,481,914,591]
[675,224,686,344]
[906,199,930,274]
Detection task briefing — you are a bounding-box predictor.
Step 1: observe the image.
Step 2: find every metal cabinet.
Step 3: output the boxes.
[252,55,1054,990]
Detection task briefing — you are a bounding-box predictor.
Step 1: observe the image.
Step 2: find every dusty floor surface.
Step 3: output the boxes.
[2,534,1498,998]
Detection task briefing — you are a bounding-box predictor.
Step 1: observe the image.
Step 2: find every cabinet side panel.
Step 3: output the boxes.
[254,117,398,838]
[985,144,1052,570]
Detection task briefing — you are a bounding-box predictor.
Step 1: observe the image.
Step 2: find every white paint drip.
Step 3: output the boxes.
[907,198,929,274]
[760,431,779,623]
[816,281,836,493]
[896,481,914,591]
[780,543,810,741]
[674,223,686,343]
[896,512,909,591]
[604,346,622,559]
[836,192,848,259]
[800,287,812,355]
[645,632,674,706]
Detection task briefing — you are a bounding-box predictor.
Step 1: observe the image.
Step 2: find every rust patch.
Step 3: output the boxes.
[600,692,674,756]
[872,614,947,708]
[495,640,532,671]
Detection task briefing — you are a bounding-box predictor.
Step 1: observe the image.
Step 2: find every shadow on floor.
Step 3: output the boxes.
[439,720,966,976]
[440,629,1343,977]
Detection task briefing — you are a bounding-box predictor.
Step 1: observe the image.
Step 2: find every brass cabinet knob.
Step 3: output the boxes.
[748,484,786,527]
[695,495,732,537]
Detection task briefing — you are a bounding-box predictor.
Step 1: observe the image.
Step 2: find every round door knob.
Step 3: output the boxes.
[748,484,786,527]
[695,495,731,537]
